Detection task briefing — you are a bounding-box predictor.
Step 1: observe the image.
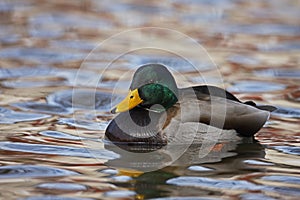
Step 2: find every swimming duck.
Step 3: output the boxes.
[105,64,275,145]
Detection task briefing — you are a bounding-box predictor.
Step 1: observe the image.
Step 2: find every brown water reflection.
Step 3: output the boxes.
[0,0,300,199]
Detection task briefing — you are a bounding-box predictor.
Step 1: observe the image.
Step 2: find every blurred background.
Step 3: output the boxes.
[0,0,299,199]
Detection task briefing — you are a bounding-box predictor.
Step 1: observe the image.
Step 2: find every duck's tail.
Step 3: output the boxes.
[244,100,277,112]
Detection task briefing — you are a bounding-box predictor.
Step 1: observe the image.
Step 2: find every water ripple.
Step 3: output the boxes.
[0,107,50,124]
[1,77,67,88]
[0,142,119,160]
[228,81,286,93]
[58,118,109,131]
[254,68,300,79]
[0,47,84,63]
[47,89,120,112]
[0,66,55,79]
[257,41,300,52]
[30,13,113,30]
[167,176,300,196]
[50,40,97,51]
[167,176,264,190]
[39,130,83,141]
[0,66,100,88]
[273,146,300,156]
[36,182,88,191]
[104,190,136,198]
[130,55,214,72]
[261,175,300,185]
[227,54,260,66]
[11,102,71,115]
[21,196,93,200]
[215,24,300,36]
[151,197,222,200]
[187,166,214,172]
[239,193,276,200]
[243,160,274,166]
[0,165,78,179]
[97,168,118,176]
[272,107,300,118]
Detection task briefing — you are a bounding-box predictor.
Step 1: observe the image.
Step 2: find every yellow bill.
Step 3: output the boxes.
[111,89,143,113]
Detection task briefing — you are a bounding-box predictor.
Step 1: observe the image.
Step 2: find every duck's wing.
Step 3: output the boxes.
[180,85,241,102]
[176,89,270,137]
[179,85,276,112]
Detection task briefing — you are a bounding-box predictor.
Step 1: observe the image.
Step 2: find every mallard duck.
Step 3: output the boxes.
[105,64,275,145]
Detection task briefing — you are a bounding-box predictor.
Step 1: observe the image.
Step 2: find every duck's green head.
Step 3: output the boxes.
[111,64,179,113]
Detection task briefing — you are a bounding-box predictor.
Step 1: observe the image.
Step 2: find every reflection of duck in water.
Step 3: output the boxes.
[104,141,240,171]
[105,64,275,145]
[104,141,266,181]
[125,142,266,199]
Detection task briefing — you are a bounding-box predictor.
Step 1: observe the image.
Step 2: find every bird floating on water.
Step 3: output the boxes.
[105,64,275,146]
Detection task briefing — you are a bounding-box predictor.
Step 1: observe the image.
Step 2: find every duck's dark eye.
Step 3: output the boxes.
[130,95,134,99]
